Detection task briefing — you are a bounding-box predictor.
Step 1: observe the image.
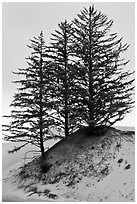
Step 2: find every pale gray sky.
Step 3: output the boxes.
[2,2,135,127]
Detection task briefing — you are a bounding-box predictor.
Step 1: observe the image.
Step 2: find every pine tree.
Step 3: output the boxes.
[3,32,54,158]
[47,20,79,137]
[71,5,134,127]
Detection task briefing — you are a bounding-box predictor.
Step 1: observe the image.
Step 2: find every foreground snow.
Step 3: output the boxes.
[2,128,135,202]
[2,139,59,202]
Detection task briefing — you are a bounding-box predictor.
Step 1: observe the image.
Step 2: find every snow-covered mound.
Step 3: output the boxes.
[2,126,135,202]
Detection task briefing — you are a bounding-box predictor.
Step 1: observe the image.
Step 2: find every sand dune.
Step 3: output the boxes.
[2,126,135,202]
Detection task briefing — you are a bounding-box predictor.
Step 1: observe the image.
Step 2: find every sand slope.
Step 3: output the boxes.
[2,127,135,202]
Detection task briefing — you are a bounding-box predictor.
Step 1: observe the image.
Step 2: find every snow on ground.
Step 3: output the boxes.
[2,128,135,202]
[2,162,77,202]
[32,136,134,202]
[2,139,59,202]
[73,138,135,202]
[2,160,52,202]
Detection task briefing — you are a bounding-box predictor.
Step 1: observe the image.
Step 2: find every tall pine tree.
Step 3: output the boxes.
[47,20,79,137]
[72,5,134,127]
[3,32,54,158]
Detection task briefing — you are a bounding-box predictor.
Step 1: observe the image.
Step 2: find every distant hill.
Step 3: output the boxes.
[114,126,135,131]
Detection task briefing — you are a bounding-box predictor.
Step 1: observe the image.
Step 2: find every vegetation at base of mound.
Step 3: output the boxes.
[17,126,134,188]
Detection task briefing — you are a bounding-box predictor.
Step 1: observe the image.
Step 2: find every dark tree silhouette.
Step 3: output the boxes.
[3,5,135,153]
[47,20,79,137]
[3,32,54,158]
[72,5,134,127]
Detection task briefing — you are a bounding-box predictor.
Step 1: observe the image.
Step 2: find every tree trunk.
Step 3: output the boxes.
[64,23,69,137]
[64,105,69,137]
[39,38,45,158]
[88,8,95,126]
[40,125,45,158]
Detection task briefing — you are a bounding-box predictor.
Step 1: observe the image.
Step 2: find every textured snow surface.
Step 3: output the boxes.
[74,139,135,202]
[2,129,135,202]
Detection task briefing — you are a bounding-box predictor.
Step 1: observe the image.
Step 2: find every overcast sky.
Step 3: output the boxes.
[2,2,135,127]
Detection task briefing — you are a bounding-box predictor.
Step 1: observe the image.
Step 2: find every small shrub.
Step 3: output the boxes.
[55,160,61,165]
[116,143,121,148]
[43,189,50,196]
[28,186,37,192]
[118,158,123,163]
[86,125,107,137]
[19,170,29,179]
[42,177,46,181]
[40,162,52,173]
[100,166,109,175]
[48,193,58,199]
[125,164,131,170]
